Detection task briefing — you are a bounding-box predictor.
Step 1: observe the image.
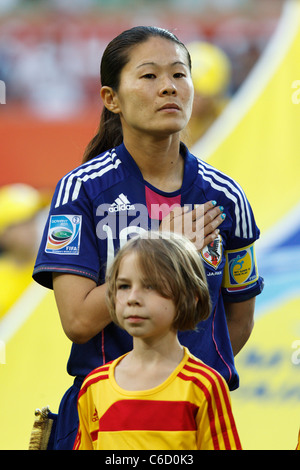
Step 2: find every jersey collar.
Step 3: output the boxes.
[115,142,198,196]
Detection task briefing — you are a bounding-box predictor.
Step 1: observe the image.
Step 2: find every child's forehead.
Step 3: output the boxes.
[117,250,145,274]
[117,250,155,278]
[118,250,139,268]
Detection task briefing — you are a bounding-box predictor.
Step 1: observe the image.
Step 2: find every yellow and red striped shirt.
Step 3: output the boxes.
[74,347,241,450]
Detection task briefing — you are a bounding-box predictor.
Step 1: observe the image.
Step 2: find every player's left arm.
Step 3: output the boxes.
[224,297,255,356]
[221,241,264,356]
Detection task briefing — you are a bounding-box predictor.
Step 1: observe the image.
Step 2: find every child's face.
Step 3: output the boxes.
[115,251,177,341]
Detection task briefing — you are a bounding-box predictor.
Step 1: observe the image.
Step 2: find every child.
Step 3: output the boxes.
[73,232,242,450]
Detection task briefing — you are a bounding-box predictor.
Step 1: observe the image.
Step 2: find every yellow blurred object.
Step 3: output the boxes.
[0,183,48,319]
[232,295,300,450]
[0,288,72,450]
[0,256,34,319]
[185,41,231,146]
[187,41,231,97]
[0,184,43,234]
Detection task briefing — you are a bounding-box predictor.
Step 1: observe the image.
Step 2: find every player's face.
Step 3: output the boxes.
[115,252,177,342]
[111,36,194,141]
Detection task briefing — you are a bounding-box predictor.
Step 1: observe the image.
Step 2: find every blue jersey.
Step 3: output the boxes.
[33,142,263,391]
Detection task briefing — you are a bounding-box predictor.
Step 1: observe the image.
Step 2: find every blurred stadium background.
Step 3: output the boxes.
[0,0,299,450]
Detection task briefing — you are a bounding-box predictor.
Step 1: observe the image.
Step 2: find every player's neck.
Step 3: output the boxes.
[123,133,184,192]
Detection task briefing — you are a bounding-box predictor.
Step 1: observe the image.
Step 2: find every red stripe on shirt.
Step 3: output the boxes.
[185,365,230,449]
[90,429,99,442]
[78,372,109,400]
[177,371,220,450]
[73,430,81,450]
[99,400,198,431]
[182,359,241,450]
[187,358,241,448]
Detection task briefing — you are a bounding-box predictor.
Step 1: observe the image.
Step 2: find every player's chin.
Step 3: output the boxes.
[153,122,186,138]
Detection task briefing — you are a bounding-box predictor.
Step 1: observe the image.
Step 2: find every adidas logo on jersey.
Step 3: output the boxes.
[109,193,135,212]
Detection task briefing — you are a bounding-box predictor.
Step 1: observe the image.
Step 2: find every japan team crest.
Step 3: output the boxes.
[201,235,222,269]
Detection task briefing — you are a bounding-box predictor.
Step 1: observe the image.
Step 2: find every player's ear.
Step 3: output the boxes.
[100,86,121,114]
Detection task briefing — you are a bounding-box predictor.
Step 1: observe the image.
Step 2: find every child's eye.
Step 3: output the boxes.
[117,283,130,290]
[143,283,154,291]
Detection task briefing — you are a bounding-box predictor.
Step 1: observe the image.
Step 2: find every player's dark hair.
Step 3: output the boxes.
[82,26,191,163]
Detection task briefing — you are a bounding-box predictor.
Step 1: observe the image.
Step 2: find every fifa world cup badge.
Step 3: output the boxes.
[45,215,82,254]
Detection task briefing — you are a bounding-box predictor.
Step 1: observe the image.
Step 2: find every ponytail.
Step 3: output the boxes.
[82,107,123,163]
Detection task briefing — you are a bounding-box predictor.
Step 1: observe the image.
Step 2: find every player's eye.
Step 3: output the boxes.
[141,73,156,79]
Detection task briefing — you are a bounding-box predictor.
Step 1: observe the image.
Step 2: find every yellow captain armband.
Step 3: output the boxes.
[222,242,259,289]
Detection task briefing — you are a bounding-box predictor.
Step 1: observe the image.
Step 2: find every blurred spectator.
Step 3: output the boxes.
[0,4,278,118]
[0,184,49,319]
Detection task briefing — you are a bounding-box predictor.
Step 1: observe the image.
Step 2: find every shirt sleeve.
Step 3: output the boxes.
[221,242,264,302]
[196,372,242,450]
[221,189,264,303]
[33,179,100,289]
[73,387,94,450]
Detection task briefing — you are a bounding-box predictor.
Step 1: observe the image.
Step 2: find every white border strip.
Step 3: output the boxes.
[255,286,300,319]
[0,282,48,344]
[256,201,300,254]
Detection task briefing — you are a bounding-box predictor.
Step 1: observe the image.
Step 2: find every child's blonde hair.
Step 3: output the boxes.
[106,231,211,331]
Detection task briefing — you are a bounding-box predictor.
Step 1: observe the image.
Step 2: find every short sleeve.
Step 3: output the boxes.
[221,189,264,302]
[33,180,100,289]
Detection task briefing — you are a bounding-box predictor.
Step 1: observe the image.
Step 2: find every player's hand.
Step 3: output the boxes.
[159,200,225,252]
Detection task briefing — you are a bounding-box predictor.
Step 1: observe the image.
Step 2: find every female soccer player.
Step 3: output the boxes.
[33,26,263,449]
[74,232,242,450]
